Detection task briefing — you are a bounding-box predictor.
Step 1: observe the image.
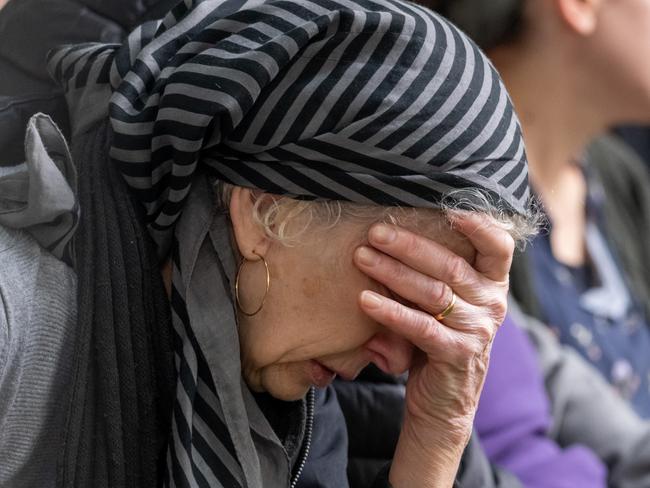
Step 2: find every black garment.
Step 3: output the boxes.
[335,367,404,487]
[58,120,176,487]
[297,387,350,488]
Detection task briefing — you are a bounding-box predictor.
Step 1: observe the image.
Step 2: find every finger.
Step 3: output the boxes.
[432,297,497,341]
[367,224,484,295]
[354,246,492,335]
[358,290,458,356]
[447,212,515,282]
[354,245,502,338]
[354,245,454,317]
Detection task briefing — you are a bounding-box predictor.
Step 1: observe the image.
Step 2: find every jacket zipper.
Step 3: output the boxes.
[290,387,315,488]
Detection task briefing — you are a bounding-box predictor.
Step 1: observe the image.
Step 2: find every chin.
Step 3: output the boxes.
[249,361,337,401]
[252,364,314,401]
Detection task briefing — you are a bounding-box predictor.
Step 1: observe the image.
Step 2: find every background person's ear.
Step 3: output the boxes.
[555,0,601,35]
[228,186,271,260]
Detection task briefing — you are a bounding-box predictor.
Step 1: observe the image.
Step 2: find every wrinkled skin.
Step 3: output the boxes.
[229,187,513,487]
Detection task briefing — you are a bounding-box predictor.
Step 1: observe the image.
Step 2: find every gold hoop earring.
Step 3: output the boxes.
[235,252,270,316]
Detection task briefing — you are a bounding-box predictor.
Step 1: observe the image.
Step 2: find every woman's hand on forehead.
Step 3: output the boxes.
[353,213,514,488]
[354,213,511,354]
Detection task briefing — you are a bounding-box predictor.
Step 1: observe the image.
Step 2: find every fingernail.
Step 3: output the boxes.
[361,291,383,309]
[370,225,396,245]
[356,246,379,266]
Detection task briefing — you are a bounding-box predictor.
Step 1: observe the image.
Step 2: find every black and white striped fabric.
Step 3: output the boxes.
[166,240,246,488]
[50,0,529,255]
[48,0,530,486]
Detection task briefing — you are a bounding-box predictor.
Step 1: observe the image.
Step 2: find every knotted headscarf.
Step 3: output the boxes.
[51,0,529,255]
[48,0,530,486]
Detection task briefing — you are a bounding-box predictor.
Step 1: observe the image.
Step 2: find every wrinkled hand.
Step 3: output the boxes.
[354,213,514,487]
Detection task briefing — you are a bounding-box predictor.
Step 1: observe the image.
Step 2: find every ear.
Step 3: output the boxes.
[228,186,271,260]
[555,0,601,35]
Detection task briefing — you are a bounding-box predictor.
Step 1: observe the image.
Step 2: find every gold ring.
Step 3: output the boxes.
[434,292,456,321]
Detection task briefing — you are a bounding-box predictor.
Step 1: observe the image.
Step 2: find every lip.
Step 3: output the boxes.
[309,360,337,388]
[329,367,359,382]
[313,360,365,382]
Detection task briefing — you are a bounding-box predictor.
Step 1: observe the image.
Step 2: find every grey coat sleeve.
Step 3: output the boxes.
[510,299,650,488]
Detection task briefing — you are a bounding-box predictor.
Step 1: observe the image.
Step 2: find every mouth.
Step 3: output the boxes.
[309,360,337,388]
[311,359,367,384]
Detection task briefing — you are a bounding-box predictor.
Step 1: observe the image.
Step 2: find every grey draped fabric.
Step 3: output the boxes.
[167,175,310,487]
[47,0,532,486]
[0,114,78,264]
[0,115,78,488]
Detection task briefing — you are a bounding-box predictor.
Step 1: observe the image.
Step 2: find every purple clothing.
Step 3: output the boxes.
[475,316,607,488]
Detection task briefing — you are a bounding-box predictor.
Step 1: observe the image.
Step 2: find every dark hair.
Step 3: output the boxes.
[428,0,525,51]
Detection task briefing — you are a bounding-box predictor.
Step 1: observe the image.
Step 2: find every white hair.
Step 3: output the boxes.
[215,181,541,248]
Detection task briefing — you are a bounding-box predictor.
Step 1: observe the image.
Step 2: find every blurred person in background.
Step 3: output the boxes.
[436,0,650,418]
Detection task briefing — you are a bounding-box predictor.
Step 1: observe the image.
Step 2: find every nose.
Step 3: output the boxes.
[363,330,414,376]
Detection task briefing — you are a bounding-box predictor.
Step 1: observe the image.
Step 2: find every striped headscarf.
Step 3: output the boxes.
[50,0,529,256]
[48,0,530,486]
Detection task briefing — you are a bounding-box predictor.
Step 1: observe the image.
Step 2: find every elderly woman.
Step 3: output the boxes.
[0,0,537,487]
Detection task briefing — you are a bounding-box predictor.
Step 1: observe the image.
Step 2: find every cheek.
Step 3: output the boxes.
[239,232,381,372]
[300,263,380,340]
[299,273,323,300]
[328,259,385,342]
